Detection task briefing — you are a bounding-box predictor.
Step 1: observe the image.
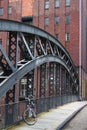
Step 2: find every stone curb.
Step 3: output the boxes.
[56,104,87,130]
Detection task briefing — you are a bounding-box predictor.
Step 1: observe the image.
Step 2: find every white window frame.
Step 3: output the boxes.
[20,78,27,96]
[55,16,59,25]
[66,0,70,6]
[8,6,12,14]
[65,33,70,42]
[66,15,70,24]
[55,0,60,7]
[45,0,49,9]
[45,17,49,26]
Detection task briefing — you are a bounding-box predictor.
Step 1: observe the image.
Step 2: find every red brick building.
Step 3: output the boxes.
[33,0,87,99]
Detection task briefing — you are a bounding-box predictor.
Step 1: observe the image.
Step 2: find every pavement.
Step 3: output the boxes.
[7,101,87,130]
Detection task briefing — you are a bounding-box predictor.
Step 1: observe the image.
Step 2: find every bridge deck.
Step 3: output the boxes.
[7,101,87,130]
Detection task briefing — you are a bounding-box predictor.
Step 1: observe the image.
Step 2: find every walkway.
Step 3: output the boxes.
[7,101,87,130]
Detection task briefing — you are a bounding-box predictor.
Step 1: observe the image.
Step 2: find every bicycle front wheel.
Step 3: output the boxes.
[22,108,37,125]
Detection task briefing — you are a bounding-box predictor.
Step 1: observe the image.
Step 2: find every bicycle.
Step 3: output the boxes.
[22,95,37,125]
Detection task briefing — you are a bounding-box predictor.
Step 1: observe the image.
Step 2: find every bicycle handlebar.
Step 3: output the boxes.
[25,95,35,101]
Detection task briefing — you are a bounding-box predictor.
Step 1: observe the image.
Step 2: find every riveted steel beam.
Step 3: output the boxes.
[0,19,76,68]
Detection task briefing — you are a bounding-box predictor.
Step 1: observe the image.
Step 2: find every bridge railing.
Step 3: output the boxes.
[0,94,79,129]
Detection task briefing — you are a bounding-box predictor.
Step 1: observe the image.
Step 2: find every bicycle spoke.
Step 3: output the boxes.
[23,108,37,125]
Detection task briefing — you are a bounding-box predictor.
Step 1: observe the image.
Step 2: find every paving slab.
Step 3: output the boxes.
[7,101,87,130]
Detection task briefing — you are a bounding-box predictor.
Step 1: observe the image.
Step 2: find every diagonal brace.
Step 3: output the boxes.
[0,44,16,72]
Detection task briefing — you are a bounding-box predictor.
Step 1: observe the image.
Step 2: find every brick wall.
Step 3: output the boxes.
[22,0,33,16]
[9,0,22,21]
[33,0,80,66]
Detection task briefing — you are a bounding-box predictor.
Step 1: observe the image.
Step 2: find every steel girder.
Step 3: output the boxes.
[0,19,79,98]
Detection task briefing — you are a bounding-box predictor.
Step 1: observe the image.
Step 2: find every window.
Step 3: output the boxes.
[65,33,70,42]
[55,0,60,7]
[45,17,49,26]
[8,6,12,14]
[55,34,58,39]
[0,8,3,15]
[55,16,59,25]
[66,0,70,6]
[45,0,49,9]
[20,78,27,96]
[66,15,70,24]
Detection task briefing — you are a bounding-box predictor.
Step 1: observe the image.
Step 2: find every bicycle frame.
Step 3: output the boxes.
[22,96,37,125]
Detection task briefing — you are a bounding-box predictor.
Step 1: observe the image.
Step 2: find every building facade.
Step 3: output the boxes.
[33,0,87,99]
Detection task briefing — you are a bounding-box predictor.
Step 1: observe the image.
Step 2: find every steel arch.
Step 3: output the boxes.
[0,55,74,97]
[0,19,79,98]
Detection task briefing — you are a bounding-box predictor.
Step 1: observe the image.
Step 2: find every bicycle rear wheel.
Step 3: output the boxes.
[22,107,37,125]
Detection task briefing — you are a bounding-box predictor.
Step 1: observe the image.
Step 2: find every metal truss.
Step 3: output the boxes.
[40,63,46,97]
[0,19,79,98]
[0,44,15,82]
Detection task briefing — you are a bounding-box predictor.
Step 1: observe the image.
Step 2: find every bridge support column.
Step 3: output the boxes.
[6,31,18,103]
[40,63,46,97]
[5,32,18,126]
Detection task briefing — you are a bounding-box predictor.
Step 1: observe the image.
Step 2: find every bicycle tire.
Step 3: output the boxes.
[22,107,37,125]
